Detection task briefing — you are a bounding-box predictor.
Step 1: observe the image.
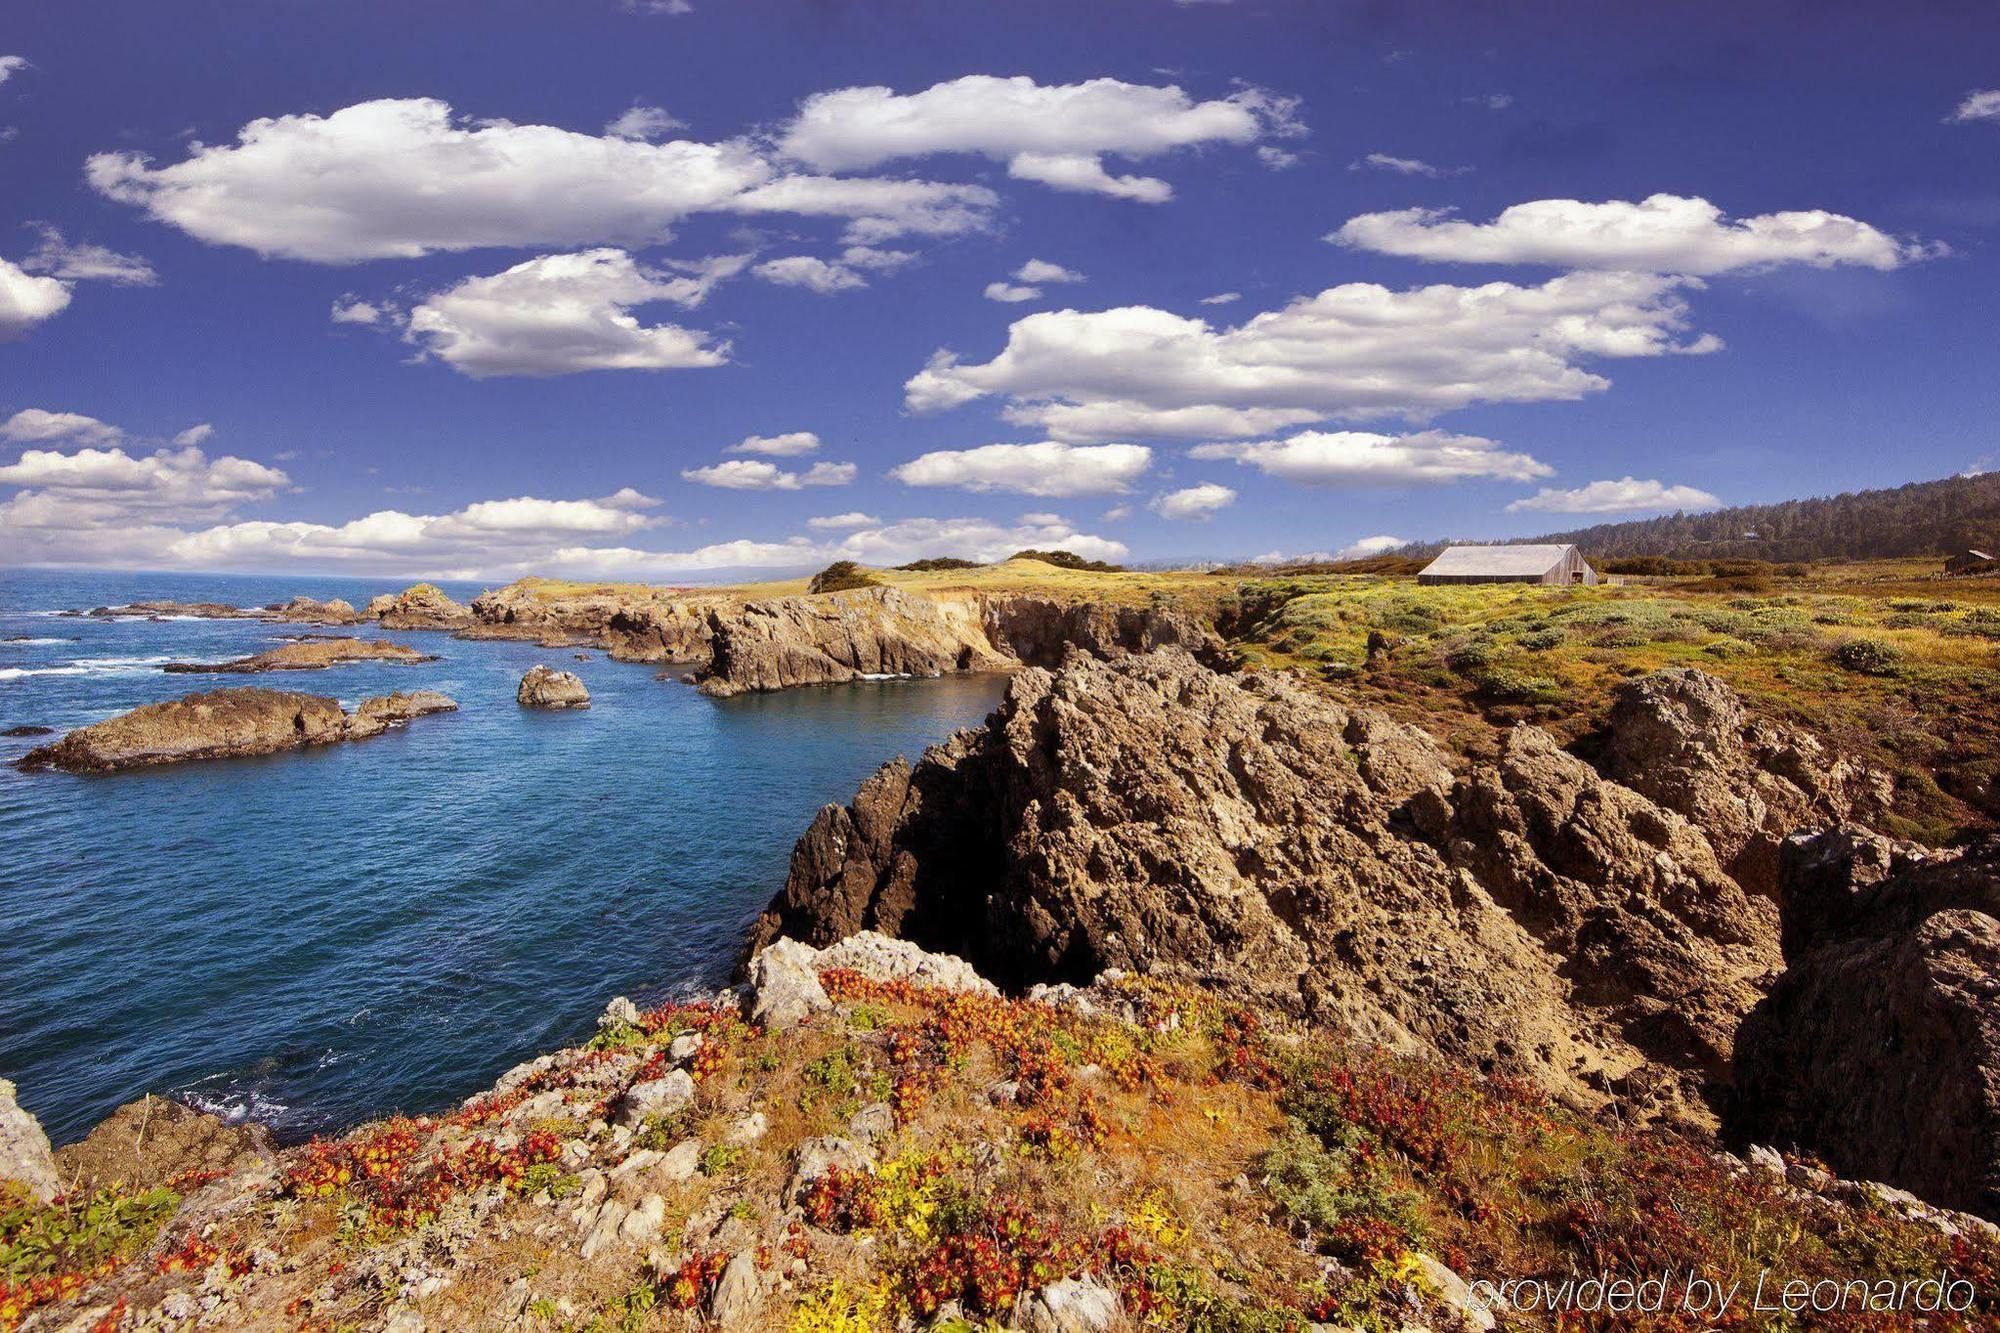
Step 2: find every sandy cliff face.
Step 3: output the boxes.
[749,649,1809,1129]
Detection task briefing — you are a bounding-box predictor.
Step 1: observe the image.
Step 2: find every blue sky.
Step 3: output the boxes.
[1,0,1996,580]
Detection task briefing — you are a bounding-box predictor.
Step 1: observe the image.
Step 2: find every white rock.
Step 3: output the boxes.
[579,1200,630,1258]
[710,1250,764,1329]
[749,938,831,1030]
[618,1193,667,1246]
[787,1136,873,1204]
[612,1149,663,1178]
[1018,1276,1123,1332]
[1410,1253,1495,1332]
[726,1111,769,1145]
[1747,1144,1787,1178]
[599,996,642,1030]
[653,1139,702,1184]
[813,931,1000,996]
[617,1070,695,1128]
[669,1033,704,1063]
[0,1078,60,1204]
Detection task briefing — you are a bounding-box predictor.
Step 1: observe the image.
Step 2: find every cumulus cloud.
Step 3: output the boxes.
[605,103,685,140]
[1332,194,1934,274]
[0,256,72,338]
[172,423,215,447]
[403,248,738,378]
[85,97,995,263]
[0,444,290,527]
[728,431,820,456]
[1505,476,1722,514]
[680,458,855,489]
[1199,291,1241,305]
[1015,259,1083,284]
[1948,90,2000,124]
[1,409,124,445]
[0,56,28,86]
[907,272,1716,440]
[777,75,1300,202]
[890,441,1152,497]
[1338,534,1407,559]
[1150,482,1236,519]
[330,297,384,325]
[19,225,157,285]
[983,282,1040,303]
[753,255,865,293]
[807,510,878,529]
[1190,429,1550,486]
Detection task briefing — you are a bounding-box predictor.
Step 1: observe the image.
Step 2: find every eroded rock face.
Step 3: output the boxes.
[367,583,473,630]
[163,637,436,674]
[1599,667,1891,895]
[518,665,591,709]
[19,686,456,772]
[470,582,716,663]
[980,594,1225,668]
[0,1079,60,1203]
[750,648,1784,1126]
[54,1096,274,1195]
[1734,828,2000,1221]
[693,586,1011,698]
[268,596,363,625]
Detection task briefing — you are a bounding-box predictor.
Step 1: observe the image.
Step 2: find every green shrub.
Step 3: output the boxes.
[1007,548,1124,572]
[895,556,980,572]
[1830,637,1905,676]
[809,561,885,594]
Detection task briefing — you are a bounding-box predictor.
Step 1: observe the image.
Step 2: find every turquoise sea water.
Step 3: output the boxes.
[0,568,1006,1145]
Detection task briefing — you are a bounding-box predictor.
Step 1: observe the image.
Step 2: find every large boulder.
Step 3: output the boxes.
[1599,667,1891,895]
[367,583,473,630]
[0,1079,60,1203]
[749,648,1780,1127]
[1733,828,2000,1221]
[19,687,455,771]
[517,665,591,709]
[54,1095,274,1195]
[267,596,363,625]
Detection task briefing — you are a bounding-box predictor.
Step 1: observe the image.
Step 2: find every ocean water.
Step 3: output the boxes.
[0,568,1007,1145]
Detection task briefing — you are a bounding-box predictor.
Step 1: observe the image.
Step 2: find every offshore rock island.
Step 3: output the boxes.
[7,552,2000,1329]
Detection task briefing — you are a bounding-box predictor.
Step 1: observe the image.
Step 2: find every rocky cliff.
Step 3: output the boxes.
[748,650,1815,1129]
[691,586,1013,698]
[1733,826,2000,1220]
[19,687,457,772]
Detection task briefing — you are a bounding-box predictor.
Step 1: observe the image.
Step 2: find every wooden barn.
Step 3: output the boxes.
[1946,550,1996,577]
[1417,544,1599,586]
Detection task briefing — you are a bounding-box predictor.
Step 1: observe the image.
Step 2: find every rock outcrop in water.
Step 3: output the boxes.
[74,600,268,621]
[750,649,1790,1128]
[470,581,715,661]
[366,583,474,630]
[163,637,437,674]
[19,686,457,772]
[517,664,591,709]
[692,586,1011,698]
[1733,826,2000,1221]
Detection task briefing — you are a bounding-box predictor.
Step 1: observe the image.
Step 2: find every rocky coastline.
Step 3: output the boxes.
[161,638,437,674]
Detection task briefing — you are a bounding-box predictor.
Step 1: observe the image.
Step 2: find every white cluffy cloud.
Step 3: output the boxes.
[86,97,995,263]
[1338,534,1407,559]
[753,255,865,293]
[890,441,1153,497]
[0,444,290,528]
[907,272,1717,441]
[330,298,384,325]
[1948,90,2000,124]
[0,56,27,86]
[402,248,743,378]
[680,459,855,490]
[1190,430,1550,486]
[605,103,686,140]
[806,511,878,529]
[0,256,74,338]
[728,431,820,456]
[777,75,1301,202]
[1332,194,1934,274]
[1506,476,1722,514]
[1150,482,1236,519]
[983,282,1041,304]
[1014,259,1084,284]
[1,409,125,444]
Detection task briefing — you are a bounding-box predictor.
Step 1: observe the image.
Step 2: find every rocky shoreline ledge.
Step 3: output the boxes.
[161,638,437,675]
[17,687,457,773]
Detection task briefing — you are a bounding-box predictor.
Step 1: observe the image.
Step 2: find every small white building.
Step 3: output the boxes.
[1417,544,1599,587]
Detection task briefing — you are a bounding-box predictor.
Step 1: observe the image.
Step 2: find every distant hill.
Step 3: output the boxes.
[1463,472,2000,564]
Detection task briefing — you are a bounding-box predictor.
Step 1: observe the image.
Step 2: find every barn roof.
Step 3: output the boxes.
[1419,544,1580,577]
